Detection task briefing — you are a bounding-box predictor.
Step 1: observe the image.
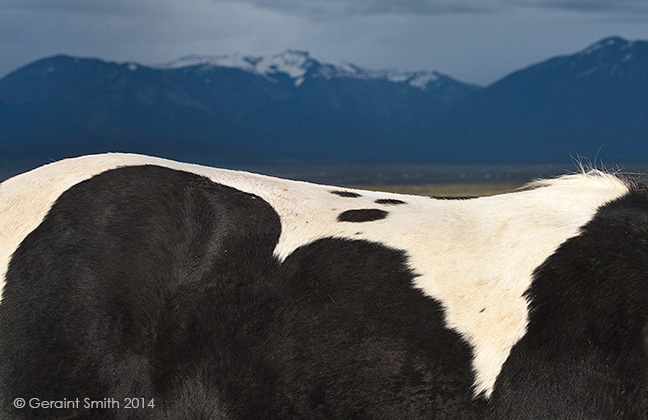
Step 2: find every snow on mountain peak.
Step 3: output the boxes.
[257,50,315,85]
[582,37,630,55]
[157,51,443,90]
[161,54,261,72]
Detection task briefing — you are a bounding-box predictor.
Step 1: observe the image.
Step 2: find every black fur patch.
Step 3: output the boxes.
[330,190,361,198]
[0,165,283,419]
[375,198,406,205]
[430,196,477,200]
[267,238,485,418]
[337,209,388,222]
[491,184,648,419]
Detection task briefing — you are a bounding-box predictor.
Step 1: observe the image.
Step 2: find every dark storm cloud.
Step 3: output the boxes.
[4,0,648,22]
[535,0,648,13]
[216,0,648,17]
[238,0,501,16]
[2,0,159,15]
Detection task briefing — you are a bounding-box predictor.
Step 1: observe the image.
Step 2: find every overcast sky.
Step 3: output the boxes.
[2,0,648,85]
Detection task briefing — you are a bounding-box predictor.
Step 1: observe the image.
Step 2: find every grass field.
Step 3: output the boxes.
[348,183,525,197]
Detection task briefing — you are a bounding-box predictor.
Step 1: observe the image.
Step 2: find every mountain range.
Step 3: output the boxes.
[0,36,647,174]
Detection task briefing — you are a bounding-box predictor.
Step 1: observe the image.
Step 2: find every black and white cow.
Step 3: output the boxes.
[0,153,646,419]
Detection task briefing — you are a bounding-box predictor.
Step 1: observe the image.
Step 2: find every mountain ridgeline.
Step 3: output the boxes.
[1,37,647,171]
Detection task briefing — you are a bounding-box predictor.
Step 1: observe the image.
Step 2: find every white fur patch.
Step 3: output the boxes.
[0,154,630,397]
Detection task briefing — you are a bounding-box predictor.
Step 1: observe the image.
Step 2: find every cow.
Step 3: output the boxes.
[0,153,646,419]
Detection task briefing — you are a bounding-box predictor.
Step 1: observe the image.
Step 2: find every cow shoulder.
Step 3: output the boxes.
[0,165,281,419]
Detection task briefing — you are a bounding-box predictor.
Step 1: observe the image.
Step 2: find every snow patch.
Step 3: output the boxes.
[583,43,604,55]
[621,41,635,51]
[578,67,598,77]
[582,37,631,56]
[156,50,445,90]
[407,72,441,89]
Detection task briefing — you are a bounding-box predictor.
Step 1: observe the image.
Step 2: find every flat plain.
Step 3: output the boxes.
[348,183,524,197]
